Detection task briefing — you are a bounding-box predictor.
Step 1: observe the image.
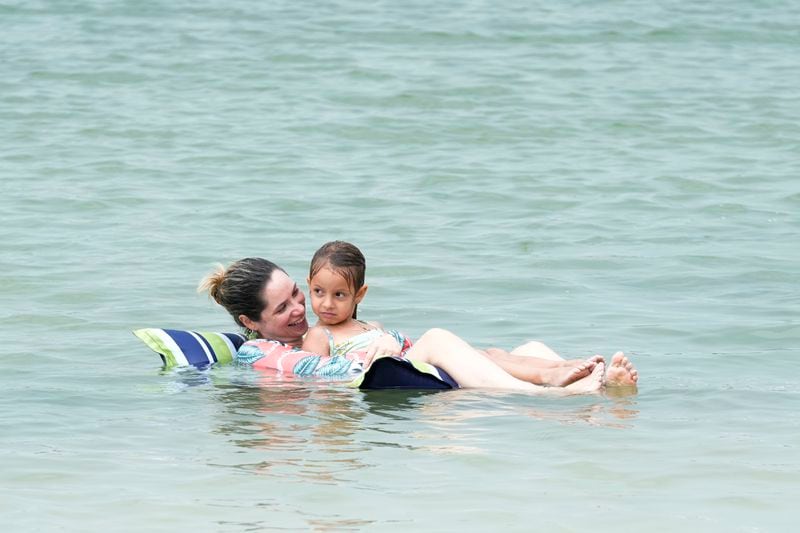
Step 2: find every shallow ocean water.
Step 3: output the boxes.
[1,0,798,531]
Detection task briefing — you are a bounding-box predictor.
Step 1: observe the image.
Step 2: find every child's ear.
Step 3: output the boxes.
[306,276,311,286]
[354,285,368,303]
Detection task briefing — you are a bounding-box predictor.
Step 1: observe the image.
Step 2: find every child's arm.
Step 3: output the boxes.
[301,325,331,356]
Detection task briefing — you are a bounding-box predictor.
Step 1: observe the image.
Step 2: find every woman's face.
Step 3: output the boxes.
[245,270,309,345]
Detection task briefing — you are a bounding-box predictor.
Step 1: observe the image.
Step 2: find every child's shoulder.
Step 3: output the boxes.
[301,324,333,355]
[306,324,330,337]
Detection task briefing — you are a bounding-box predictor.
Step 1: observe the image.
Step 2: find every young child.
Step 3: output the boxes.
[301,241,604,388]
[301,241,410,362]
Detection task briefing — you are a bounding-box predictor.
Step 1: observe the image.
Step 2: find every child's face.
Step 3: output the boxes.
[308,266,366,326]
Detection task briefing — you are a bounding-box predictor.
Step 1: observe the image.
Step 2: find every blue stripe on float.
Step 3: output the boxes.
[223,332,247,351]
[164,329,208,367]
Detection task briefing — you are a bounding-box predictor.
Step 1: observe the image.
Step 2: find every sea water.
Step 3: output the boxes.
[1,0,798,531]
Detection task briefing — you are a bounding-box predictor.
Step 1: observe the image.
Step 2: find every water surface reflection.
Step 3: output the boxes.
[212,369,640,470]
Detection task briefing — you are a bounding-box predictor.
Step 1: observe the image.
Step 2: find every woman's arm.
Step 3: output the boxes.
[240,339,357,377]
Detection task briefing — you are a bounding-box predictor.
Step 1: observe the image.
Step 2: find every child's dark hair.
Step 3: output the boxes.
[309,241,366,319]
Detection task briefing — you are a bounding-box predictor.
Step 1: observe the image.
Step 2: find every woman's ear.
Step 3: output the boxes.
[354,285,368,304]
[239,314,257,332]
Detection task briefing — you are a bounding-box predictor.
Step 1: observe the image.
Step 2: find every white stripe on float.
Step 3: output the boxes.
[160,330,189,367]
[188,331,215,364]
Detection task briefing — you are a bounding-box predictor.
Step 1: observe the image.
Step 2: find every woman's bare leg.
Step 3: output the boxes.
[480,341,604,386]
[507,341,604,366]
[403,329,604,394]
[510,340,564,361]
[480,350,595,386]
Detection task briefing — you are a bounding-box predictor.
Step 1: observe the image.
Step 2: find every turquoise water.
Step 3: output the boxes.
[2,0,798,531]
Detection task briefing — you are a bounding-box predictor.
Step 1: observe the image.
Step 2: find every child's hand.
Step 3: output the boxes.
[362,333,402,368]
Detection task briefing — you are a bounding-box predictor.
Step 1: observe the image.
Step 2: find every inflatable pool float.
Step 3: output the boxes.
[133,328,457,390]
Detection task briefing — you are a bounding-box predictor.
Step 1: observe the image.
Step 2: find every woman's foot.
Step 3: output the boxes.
[545,356,604,386]
[543,362,589,386]
[562,354,605,368]
[564,362,605,394]
[605,352,638,387]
